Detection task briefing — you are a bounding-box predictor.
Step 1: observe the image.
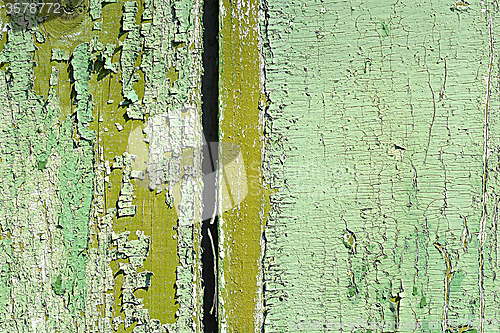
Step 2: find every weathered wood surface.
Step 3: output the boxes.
[257,0,500,332]
[0,0,204,331]
[218,1,500,333]
[218,0,270,331]
[3,0,500,332]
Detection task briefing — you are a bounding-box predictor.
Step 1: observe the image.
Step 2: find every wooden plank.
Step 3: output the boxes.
[218,0,270,331]
[260,0,500,332]
[0,0,204,331]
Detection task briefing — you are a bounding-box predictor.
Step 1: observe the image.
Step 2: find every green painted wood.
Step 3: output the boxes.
[259,0,500,332]
[0,0,204,331]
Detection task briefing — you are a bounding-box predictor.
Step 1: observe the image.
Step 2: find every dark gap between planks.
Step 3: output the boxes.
[201,0,219,331]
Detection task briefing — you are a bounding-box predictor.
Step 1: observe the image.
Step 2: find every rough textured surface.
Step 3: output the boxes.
[260,0,500,332]
[218,0,271,331]
[0,0,204,331]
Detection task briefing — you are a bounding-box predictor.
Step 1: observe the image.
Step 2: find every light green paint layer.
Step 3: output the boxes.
[0,0,204,331]
[261,1,500,332]
[0,9,95,330]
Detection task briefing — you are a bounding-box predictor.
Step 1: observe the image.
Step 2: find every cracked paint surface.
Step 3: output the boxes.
[259,0,500,332]
[218,0,271,331]
[0,0,203,331]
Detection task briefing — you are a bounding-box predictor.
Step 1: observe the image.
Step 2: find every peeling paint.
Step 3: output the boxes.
[259,0,500,332]
[218,0,270,331]
[0,0,204,330]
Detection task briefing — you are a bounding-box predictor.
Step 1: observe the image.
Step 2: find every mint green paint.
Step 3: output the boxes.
[0,12,95,330]
[261,0,500,332]
[53,274,64,296]
[57,116,94,312]
[89,0,102,20]
[0,238,12,319]
[129,0,204,328]
[52,48,71,61]
[0,0,203,330]
[72,43,95,141]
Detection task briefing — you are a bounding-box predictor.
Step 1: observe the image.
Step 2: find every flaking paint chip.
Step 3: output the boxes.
[130,170,145,180]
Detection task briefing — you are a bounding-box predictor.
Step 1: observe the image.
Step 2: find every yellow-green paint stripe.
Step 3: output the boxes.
[218,0,270,331]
